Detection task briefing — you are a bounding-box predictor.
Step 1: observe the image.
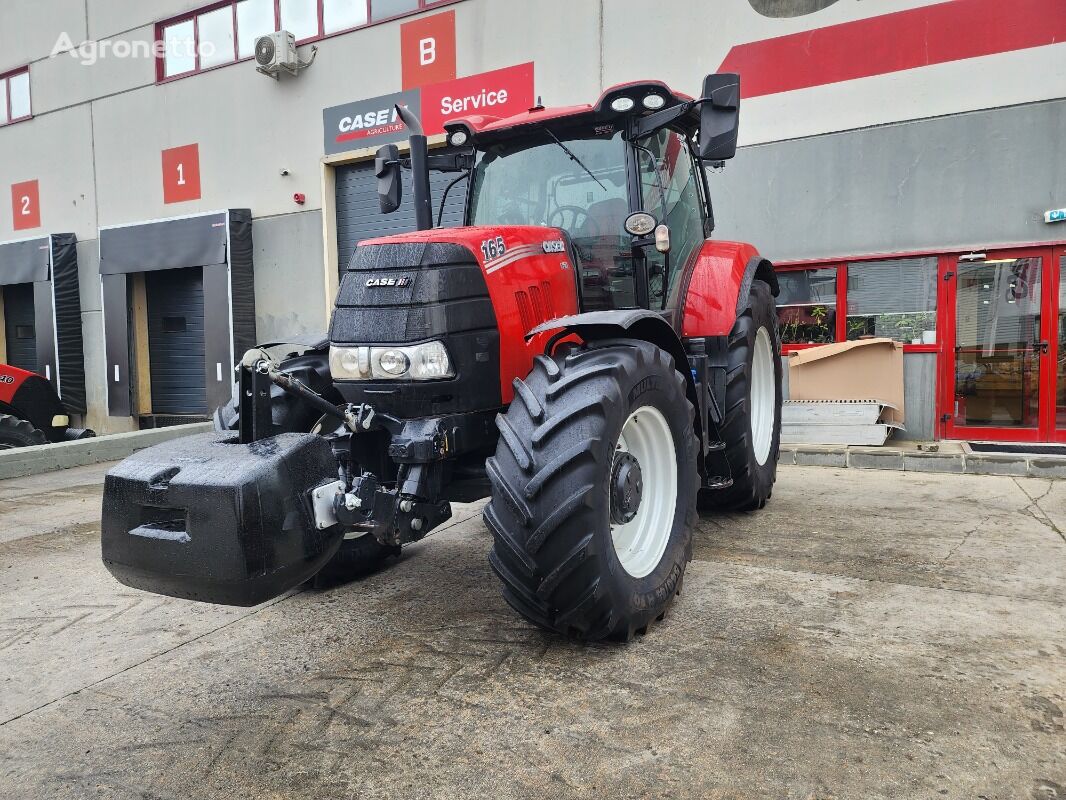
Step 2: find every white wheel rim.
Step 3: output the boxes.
[610,405,677,579]
[751,327,776,466]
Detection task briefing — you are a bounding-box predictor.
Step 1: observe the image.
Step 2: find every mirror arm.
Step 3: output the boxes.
[426,151,476,173]
[631,102,695,140]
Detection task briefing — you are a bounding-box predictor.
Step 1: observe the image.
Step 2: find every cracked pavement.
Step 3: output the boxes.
[1,463,1064,799]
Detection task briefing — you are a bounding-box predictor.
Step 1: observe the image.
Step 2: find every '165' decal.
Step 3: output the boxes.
[480,236,506,262]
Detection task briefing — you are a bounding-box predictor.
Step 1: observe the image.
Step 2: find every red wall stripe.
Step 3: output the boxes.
[719,0,1066,98]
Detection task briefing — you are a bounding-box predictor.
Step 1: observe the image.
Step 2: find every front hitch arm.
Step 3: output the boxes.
[240,357,406,438]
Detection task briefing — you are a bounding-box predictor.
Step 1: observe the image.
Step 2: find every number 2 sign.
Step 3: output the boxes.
[162,144,202,204]
[11,180,41,231]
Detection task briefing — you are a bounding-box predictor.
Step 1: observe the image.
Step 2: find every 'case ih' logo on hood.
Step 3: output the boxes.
[366,277,412,288]
[0,375,14,385]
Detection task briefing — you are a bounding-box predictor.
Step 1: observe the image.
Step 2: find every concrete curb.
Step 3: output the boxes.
[781,444,1066,478]
[0,423,214,480]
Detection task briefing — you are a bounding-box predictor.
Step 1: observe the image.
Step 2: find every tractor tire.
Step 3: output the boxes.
[0,414,48,450]
[485,340,699,642]
[698,279,783,513]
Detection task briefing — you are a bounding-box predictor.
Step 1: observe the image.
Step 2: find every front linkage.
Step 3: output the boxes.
[240,354,493,547]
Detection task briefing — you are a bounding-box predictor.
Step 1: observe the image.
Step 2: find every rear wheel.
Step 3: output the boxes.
[485,340,698,641]
[699,279,783,512]
[0,414,47,450]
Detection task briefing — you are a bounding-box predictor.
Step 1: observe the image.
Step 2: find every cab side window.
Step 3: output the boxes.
[637,129,706,308]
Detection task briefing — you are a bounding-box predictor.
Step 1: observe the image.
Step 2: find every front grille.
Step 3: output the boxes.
[331,242,495,344]
[329,241,502,418]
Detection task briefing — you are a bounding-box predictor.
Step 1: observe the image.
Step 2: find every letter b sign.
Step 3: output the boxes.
[401,11,455,90]
[420,37,435,66]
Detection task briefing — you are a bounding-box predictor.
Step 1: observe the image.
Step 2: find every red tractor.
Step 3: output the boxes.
[102,73,782,641]
[0,363,94,449]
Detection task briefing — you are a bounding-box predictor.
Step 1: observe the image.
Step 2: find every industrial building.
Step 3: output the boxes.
[0,0,1063,442]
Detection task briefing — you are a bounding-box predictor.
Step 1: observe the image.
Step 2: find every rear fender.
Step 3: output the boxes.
[679,241,778,338]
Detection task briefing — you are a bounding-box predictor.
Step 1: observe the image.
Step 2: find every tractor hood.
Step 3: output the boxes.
[331,225,579,417]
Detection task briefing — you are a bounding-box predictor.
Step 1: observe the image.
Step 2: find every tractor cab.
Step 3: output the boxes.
[377,76,741,316]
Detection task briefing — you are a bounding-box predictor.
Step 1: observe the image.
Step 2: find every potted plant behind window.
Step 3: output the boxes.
[810,305,830,343]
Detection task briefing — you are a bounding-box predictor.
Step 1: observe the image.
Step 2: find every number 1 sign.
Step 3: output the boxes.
[11,180,41,231]
[162,144,202,204]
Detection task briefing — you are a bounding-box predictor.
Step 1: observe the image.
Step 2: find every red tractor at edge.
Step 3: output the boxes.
[0,363,94,449]
[101,73,783,641]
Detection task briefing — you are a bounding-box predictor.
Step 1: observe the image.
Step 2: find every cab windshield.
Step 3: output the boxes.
[468,128,636,310]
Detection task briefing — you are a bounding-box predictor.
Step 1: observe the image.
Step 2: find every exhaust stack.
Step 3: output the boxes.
[394,104,433,231]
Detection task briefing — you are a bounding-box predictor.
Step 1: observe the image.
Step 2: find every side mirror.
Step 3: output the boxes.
[375,144,402,214]
[698,73,740,161]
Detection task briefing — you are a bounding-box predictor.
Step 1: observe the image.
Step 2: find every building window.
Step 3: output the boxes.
[158,0,459,80]
[236,0,276,58]
[198,6,238,69]
[325,0,369,33]
[846,257,938,344]
[778,267,838,345]
[0,68,31,126]
[372,0,421,21]
[162,19,198,77]
[280,0,320,40]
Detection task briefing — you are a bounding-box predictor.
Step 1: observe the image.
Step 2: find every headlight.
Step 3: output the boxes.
[330,342,455,381]
[610,96,635,113]
[377,349,410,376]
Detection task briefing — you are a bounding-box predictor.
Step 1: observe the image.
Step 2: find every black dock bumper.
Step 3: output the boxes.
[101,432,344,606]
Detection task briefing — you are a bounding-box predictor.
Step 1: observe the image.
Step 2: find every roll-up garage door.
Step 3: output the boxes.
[335,156,468,270]
[146,267,206,415]
[3,283,37,373]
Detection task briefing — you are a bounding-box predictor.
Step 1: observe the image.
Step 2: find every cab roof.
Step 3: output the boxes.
[443,80,698,144]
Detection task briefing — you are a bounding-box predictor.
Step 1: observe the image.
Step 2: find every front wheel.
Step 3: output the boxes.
[310,533,401,589]
[699,279,783,512]
[485,341,698,642]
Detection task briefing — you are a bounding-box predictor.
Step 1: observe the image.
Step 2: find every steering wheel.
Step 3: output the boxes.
[548,205,590,233]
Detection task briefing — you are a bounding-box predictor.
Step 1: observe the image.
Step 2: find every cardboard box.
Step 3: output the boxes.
[787,339,905,427]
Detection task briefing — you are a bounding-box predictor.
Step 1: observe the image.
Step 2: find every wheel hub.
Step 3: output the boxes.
[610,451,644,525]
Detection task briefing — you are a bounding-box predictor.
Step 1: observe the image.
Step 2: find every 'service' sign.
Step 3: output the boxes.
[421,63,535,135]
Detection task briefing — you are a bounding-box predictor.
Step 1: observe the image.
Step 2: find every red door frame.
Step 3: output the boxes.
[1050,245,1066,442]
[939,246,1057,442]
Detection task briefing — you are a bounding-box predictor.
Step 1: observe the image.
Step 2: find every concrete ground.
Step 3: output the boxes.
[1,464,1064,800]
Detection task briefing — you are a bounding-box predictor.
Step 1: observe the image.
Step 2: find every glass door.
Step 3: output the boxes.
[943,249,1053,442]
